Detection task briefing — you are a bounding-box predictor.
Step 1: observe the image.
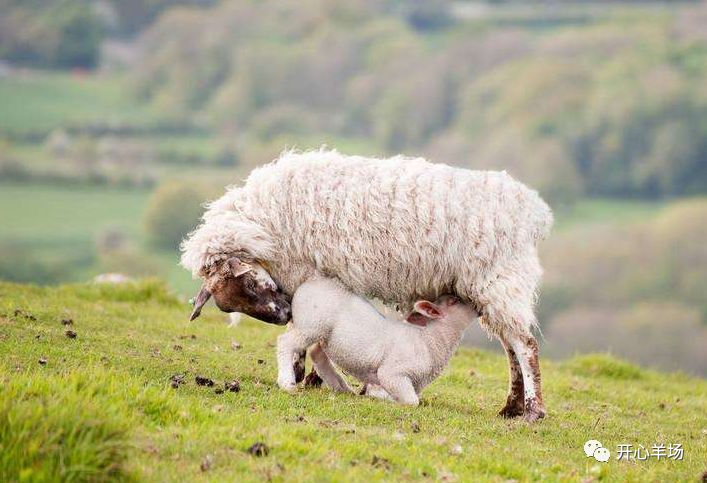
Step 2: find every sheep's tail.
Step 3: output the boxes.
[533,196,554,241]
[527,191,554,242]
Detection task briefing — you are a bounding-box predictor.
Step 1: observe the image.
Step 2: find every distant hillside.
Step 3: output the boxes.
[129,0,707,203]
[1,280,705,481]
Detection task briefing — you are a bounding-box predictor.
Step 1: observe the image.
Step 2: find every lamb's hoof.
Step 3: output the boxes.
[523,398,546,423]
[277,379,298,393]
[498,401,524,419]
[303,369,323,388]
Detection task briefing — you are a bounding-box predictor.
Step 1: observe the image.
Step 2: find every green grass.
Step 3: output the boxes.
[1,280,705,481]
[0,73,162,136]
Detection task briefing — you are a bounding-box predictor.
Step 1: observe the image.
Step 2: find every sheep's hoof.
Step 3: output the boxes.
[498,402,524,419]
[522,398,546,423]
[303,369,323,388]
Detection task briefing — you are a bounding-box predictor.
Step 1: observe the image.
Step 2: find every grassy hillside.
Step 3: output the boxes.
[1,281,704,481]
[0,73,161,136]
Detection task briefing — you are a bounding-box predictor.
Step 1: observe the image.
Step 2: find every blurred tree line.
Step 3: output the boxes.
[539,199,707,374]
[126,0,707,204]
[0,0,102,68]
[0,0,217,68]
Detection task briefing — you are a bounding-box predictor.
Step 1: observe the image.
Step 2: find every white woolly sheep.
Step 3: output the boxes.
[181,149,553,422]
[277,276,479,405]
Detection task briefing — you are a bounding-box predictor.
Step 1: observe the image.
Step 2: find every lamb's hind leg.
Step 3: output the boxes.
[309,343,353,393]
[378,369,419,406]
[497,334,525,419]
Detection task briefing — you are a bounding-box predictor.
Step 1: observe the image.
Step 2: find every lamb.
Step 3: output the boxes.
[182,149,553,421]
[277,277,479,405]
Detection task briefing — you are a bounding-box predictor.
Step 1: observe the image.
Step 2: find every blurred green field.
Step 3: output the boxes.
[0,183,149,242]
[0,182,198,294]
[0,73,162,136]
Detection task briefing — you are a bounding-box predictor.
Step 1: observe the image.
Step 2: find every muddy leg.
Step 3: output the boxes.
[293,349,306,383]
[508,332,545,423]
[303,368,323,387]
[497,334,525,418]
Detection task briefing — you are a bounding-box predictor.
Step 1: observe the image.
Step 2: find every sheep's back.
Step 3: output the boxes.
[239,151,552,305]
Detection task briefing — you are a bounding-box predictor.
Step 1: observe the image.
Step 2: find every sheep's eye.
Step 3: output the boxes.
[244,278,256,292]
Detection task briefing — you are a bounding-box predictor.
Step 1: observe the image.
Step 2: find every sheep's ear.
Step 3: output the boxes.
[189,284,211,321]
[413,301,443,319]
[227,257,252,278]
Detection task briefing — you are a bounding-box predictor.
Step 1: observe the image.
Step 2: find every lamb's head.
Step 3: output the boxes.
[189,256,291,325]
[411,295,478,326]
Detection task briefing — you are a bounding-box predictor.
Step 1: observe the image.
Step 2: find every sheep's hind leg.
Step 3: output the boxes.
[497,334,525,419]
[508,331,545,423]
[309,343,353,393]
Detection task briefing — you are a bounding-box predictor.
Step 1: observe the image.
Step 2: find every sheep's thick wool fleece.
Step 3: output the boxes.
[181,150,553,334]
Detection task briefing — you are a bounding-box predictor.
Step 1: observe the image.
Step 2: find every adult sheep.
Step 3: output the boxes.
[182,149,553,422]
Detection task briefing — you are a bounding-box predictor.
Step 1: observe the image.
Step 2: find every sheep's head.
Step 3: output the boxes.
[190,257,291,325]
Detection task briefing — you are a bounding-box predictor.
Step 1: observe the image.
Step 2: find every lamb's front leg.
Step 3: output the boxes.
[309,343,353,393]
[277,331,304,392]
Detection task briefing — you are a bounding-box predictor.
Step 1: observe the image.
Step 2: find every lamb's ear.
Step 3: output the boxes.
[227,257,252,278]
[413,301,443,319]
[406,312,429,327]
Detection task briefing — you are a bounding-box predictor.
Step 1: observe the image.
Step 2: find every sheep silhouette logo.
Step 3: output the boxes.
[584,440,611,462]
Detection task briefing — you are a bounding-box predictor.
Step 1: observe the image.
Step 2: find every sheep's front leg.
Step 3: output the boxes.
[378,371,419,406]
[497,334,525,419]
[293,349,306,383]
[277,331,304,392]
[508,332,545,423]
[309,343,353,393]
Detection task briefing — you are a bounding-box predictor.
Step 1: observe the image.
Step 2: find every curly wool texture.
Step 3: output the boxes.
[181,149,553,335]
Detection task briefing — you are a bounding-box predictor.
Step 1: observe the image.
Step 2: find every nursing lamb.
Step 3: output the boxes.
[277,277,478,405]
[182,149,553,422]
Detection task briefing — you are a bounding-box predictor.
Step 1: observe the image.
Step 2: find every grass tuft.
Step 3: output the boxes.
[562,353,644,380]
[0,373,133,482]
